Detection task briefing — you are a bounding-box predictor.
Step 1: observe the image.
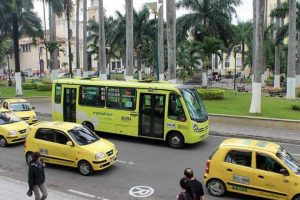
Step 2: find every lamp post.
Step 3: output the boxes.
[146,2,163,81]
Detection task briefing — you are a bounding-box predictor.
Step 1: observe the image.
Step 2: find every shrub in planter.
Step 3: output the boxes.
[197,88,225,99]
[291,103,300,111]
[22,83,37,90]
[36,83,52,91]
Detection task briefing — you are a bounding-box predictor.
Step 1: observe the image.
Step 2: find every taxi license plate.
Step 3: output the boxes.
[21,134,27,139]
[110,156,115,163]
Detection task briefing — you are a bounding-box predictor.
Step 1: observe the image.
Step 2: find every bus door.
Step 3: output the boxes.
[63,87,77,122]
[139,93,165,138]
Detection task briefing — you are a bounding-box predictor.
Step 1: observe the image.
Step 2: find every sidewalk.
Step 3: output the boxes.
[32,101,300,144]
[0,175,87,200]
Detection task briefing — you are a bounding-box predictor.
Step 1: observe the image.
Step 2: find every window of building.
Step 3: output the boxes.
[107,88,136,110]
[256,153,285,174]
[35,128,55,142]
[22,44,31,52]
[79,86,105,107]
[55,84,62,104]
[112,62,116,70]
[225,150,252,167]
[117,61,121,68]
[225,55,230,68]
[168,93,185,121]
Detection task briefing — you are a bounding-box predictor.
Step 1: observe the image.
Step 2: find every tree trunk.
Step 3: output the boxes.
[249,0,265,113]
[274,0,281,88]
[125,0,133,80]
[241,41,245,68]
[12,6,23,96]
[296,32,300,88]
[42,0,48,73]
[83,0,88,74]
[166,0,176,84]
[98,0,107,80]
[158,0,164,81]
[76,0,81,77]
[49,7,59,80]
[286,0,296,99]
[67,1,72,78]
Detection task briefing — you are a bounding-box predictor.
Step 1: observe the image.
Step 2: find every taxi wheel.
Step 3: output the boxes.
[0,136,7,147]
[167,132,184,148]
[293,195,300,200]
[25,152,33,165]
[207,179,227,197]
[82,122,94,132]
[78,160,93,176]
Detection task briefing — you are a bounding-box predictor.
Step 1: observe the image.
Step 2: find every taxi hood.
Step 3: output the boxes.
[80,138,115,154]
[14,110,36,118]
[1,121,29,131]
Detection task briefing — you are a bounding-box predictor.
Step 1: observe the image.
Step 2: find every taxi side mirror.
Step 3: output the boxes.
[279,168,289,176]
[66,141,74,147]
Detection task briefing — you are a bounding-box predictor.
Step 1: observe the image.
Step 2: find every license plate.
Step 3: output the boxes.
[110,156,115,162]
[21,134,27,139]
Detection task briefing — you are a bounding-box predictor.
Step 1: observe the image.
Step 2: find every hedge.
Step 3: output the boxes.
[22,83,37,90]
[291,103,300,111]
[36,83,52,91]
[197,88,225,100]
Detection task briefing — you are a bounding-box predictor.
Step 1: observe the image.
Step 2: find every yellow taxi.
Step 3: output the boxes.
[0,108,29,147]
[204,138,300,200]
[1,99,37,124]
[24,121,118,175]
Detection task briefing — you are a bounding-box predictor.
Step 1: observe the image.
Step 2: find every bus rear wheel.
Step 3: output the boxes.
[167,132,184,148]
[82,122,94,132]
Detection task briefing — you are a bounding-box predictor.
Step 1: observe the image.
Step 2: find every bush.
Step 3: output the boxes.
[291,103,300,111]
[22,83,37,90]
[36,83,52,91]
[197,88,225,99]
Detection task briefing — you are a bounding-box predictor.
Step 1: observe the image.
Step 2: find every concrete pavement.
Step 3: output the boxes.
[0,175,87,200]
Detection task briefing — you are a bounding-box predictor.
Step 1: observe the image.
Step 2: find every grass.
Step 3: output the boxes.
[203,89,300,120]
[0,87,51,98]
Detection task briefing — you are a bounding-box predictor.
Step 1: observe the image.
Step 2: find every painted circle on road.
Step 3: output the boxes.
[129,186,154,198]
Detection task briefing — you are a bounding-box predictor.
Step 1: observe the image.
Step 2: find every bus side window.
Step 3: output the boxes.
[120,88,136,110]
[107,88,120,109]
[79,86,105,107]
[168,93,186,122]
[55,84,62,104]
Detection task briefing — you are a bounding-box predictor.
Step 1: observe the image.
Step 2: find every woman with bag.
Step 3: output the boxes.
[177,177,195,200]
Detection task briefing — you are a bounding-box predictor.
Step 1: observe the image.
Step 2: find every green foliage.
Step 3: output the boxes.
[22,83,37,90]
[291,102,300,111]
[197,89,225,100]
[36,83,52,91]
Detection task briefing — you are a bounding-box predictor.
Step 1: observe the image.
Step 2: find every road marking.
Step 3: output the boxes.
[68,189,96,198]
[129,186,154,198]
[293,154,300,156]
[117,160,135,165]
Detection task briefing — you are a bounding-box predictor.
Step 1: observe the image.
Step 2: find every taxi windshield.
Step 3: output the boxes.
[277,146,300,174]
[0,111,20,125]
[68,126,100,145]
[9,102,32,112]
[180,89,208,122]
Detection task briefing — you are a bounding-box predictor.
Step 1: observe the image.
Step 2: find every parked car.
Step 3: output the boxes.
[25,121,118,175]
[204,138,300,200]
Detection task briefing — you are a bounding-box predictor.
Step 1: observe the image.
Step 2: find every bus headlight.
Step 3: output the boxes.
[8,130,18,136]
[95,152,106,160]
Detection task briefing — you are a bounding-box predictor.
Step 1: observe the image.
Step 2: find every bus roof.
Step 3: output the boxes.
[54,78,198,91]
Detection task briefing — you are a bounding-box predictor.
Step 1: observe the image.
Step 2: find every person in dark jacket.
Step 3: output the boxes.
[184,168,205,200]
[177,177,195,200]
[27,152,48,200]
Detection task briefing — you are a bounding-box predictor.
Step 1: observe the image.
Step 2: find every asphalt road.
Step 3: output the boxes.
[1,115,300,200]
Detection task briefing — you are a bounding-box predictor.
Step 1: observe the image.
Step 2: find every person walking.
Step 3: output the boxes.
[177,177,195,200]
[184,168,205,200]
[27,152,48,200]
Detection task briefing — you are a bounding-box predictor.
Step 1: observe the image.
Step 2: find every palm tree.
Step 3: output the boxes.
[158,0,164,81]
[274,0,281,88]
[249,0,265,113]
[286,0,297,99]
[125,0,134,80]
[166,0,176,83]
[98,0,107,79]
[297,32,300,88]
[0,0,43,95]
[83,0,88,74]
[75,0,80,76]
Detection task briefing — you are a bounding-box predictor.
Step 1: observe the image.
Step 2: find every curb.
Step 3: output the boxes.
[209,131,300,145]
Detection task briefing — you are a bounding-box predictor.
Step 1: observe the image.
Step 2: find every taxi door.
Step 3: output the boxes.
[221,149,255,195]
[251,152,289,200]
[34,128,57,164]
[51,129,77,167]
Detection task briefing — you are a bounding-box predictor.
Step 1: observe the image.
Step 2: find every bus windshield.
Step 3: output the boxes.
[0,111,20,125]
[277,146,300,174]
[180,89,208,122]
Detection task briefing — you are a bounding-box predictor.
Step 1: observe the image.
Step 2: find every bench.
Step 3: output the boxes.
[237,86,248,92]
[269,89,285,97]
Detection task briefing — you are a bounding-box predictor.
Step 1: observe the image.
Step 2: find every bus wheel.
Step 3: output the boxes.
[167,132,184,148]
[82,122,94,132]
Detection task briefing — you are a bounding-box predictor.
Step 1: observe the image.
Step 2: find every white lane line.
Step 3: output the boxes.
[117,160,135,165]
[293,154,300,156]
[68,189,96,198]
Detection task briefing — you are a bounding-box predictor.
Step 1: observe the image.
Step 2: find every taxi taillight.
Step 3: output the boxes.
[205,160,211,174]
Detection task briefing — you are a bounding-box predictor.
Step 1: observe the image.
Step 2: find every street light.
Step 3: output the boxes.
[146,1,163,81]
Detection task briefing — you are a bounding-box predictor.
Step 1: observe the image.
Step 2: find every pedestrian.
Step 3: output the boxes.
[27,152,48,200]
[177,177,195,200]
[184,168,205,200]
